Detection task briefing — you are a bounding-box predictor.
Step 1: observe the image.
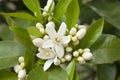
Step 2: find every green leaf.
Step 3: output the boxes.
[91,34,120,64]
[27,66,48,80]
[80,18,104,48]
[9,26,36,52]
[27,27,43,37]
[48,66,69,80]
[53,0,72,21]
[73,71,79,80]
[97,64,116,80]
[0,70,17,80]
[0,12,36,20]
[24,49,34,72]
[0,41,24,70]
[66,0,80,30]
[66,60,75,80]
[23,0,42,22]
[89,1,120,30]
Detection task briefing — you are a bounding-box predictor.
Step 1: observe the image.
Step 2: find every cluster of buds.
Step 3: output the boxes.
[31,21,93,71]
[14,56,26,80]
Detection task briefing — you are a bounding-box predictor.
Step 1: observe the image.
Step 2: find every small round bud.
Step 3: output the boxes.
[18,69,26,79]
[72,36,78,42]
[65,54,72,61]
[42,11,48,16]
[78,49,83,54]
[82,52,93,60]
[73,40,79,46]
[77,57,85,64]
[48,16,52,21]
[66,47,72,52]
[19,56,24,63]
[14,65,22,73]
[54,58,61,66]
[70,28,77,35]
[73,51,79,57]
[43,35,50,40]
[40,28,45,34]
[76,28,86,40]
[61,58,66,63]
[84,48,90,52]
[36,23,44,29]
[20,62,25,68]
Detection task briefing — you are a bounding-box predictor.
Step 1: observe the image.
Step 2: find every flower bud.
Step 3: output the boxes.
[82,52,93,60]
[73,51,79,57]
[43,35,50,40]
[40,28,45,34]
[61,58,66,63]
[77,57,85,64]
[70,28,77,35]
[76,28,86,40]
[18,69,26,79]
[73,40,79,46]
[14,65,22,73]
[65,54,72,61]
[54,58,61,66]
[66,47,72,52]
[84,48,90,52]
[78,49,83,54]
[78,25,87,29]
[36,23,44,29]
[20,62,25,68]
[18,56,24,63]
[44,0,55,12]
[72,36,78,42]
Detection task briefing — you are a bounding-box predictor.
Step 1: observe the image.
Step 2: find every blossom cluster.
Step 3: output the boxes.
[14,56,27,80]
[32,21,93,71]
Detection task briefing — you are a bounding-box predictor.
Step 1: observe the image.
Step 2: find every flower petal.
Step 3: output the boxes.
[61,36,71,44]
[42,40,54,48]
[32,38,44,47]
[46,22,57,40]
[54,44,64,58]
[57,22,67,37]
[43,59,53,71]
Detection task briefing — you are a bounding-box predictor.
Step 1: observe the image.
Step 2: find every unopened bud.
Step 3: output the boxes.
[18,69,26,79]
[77,57,85,64]
[82,52,93,60]
[65,54,72,61]
[36,23,44,29]
[78,49,83,54]
[19,56,24,63]
[32,38,44,47]
[54,58,61,66]
[72,36,78,42]
[20,62,25,68]
[66,47,72,52]
[84,48,90,52]
[73,51,79,57]
[76,28,86,40]
[40,28,45,34]
[61,58,66,63]
[70,28,77,35]
[14,65,22,73]
[73,40,79,46]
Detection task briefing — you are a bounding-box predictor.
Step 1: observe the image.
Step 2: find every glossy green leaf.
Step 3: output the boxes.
[53,0,72,21]
[0,41,24,70]
[80,18,104,48]
[27,27,43,37]
[91,34,120,64]
[66,0,80,30]
[23,0,42,21]
[27,66,48,80]
[0,12,36,20]
[48,66,69,80]
[73,71,79,80]
[97,64,116,80]
[9,26,36,52]
[24,49,34,72]
[0,70,17,80]
[66,60,75,80]
[89,1,120,30]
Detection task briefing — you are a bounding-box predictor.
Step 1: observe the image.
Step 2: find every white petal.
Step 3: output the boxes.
[57,22,67,37]
[46,22,56,40]
[44,59,53,71]
[61,36,70,44]
[42,40,54,48]
[32,38,44,47]
[54,44,64,58]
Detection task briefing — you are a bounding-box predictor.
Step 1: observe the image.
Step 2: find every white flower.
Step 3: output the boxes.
[44,22,70,59]
[33,38,62,71]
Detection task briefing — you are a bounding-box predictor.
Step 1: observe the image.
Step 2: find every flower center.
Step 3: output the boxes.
[55,37,61,42]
